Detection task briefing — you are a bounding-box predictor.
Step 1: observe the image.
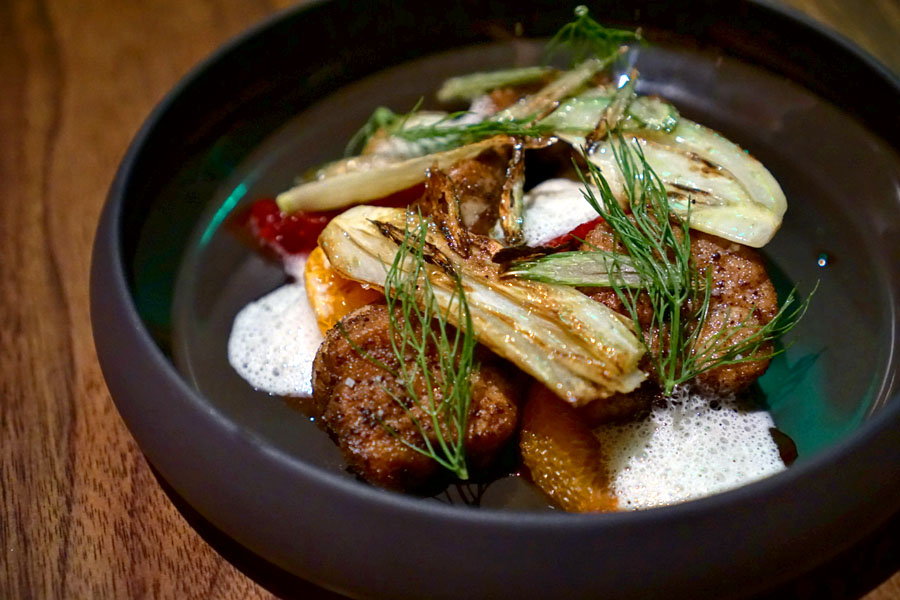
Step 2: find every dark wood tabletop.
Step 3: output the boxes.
[2,0,899,598]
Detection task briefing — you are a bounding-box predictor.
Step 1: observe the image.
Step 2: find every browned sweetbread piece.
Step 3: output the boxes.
[312,303,519,490]
[579,221,777,395]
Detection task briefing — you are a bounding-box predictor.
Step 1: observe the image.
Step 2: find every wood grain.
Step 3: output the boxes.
[1,1,897,598]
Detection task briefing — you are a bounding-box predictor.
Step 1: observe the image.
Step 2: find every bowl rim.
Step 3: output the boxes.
[93,0,900,596]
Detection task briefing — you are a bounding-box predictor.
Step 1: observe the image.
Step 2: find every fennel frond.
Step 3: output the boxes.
[344,106,399,157]
[364,210,477,480]
[544,5,640,68]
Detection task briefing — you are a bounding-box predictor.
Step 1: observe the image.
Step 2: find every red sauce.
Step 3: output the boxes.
[248,199,338,255]
[245,183,425,257]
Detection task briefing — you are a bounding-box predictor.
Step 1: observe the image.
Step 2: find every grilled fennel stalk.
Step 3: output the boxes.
[569,121,786,249]
[318,205,646,405]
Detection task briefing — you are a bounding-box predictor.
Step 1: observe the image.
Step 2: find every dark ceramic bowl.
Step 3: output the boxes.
[91,1,900,598]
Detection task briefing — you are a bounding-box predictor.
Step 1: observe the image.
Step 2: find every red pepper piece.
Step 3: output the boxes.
[544,217,605,248]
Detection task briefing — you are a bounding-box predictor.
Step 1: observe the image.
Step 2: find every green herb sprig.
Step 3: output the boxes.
[345,105,560,158]
[545,5,641,68]
[579,137,693,393]
[362,210,477,479]
[344,106,398,157]
[344,98,426,157]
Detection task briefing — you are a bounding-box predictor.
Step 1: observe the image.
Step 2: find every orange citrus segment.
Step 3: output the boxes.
[520,384,618,512]
[304,246,383,334]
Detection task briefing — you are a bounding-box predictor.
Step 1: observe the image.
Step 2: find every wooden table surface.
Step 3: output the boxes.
[2,0,899,598]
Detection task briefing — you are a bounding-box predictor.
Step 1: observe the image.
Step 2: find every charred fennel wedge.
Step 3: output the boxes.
[277,137,511,213]
[318,205,646,405]
[549,86,786,248]
[581,122,785,248]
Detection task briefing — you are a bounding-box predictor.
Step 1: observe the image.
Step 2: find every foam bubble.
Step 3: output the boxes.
[595,388,785,510]
[520,178,600,247]
[227,255,323,397]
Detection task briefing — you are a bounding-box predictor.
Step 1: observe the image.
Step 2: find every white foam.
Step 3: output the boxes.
[227,255,323,397]
[520,178,601,247]
[595,388,785,510]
